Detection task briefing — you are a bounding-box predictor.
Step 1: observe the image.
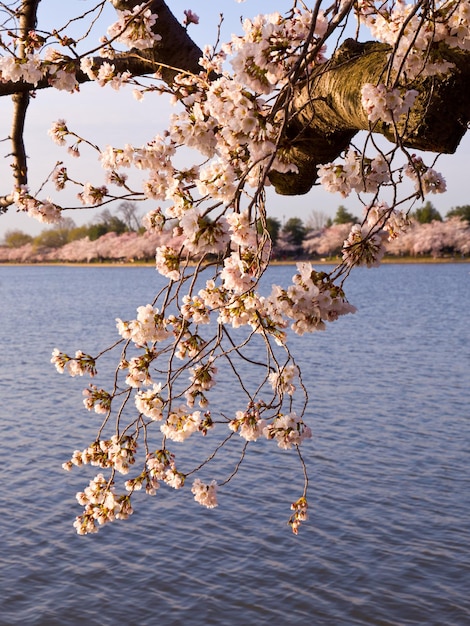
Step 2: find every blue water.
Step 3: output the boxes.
[0,263,469,625]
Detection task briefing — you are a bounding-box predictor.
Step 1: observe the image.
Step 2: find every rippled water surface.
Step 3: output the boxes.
[1,263,469,625]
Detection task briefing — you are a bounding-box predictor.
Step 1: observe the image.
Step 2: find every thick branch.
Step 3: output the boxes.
[0,90,31,210]
[1,2,470,205]
[270,40,470,195]
[10,92,29,184]
[0,0,40,209]
[0,0,203,97]
[109,0,203,83]
[0,0,203,209]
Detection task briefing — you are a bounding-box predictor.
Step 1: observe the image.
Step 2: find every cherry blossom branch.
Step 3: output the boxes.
[0,0,202,98]
[2,1,470,207]
[5,1,470,537]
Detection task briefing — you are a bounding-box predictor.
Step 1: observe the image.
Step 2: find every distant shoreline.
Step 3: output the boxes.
[1,257,469,268]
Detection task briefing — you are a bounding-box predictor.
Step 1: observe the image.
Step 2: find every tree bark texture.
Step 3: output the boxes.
[1,1,470,200]
[0,0,40,208]
[270,40,470,194]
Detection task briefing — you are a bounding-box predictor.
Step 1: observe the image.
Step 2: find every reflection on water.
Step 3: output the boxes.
[0,263,469,625]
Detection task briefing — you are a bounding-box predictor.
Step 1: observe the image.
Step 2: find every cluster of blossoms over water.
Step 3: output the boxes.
[3,0,468,534]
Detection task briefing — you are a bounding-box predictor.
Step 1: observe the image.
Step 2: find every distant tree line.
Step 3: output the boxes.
[2,202,141,249]
[1,202,469,263]
[268,203,470,259]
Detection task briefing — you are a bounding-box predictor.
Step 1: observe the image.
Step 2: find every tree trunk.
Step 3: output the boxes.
[269,40,470,194]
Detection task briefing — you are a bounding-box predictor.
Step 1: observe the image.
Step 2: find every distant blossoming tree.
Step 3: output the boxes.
[303,223,354,258]
[1,0,470,534]
[387,217,470,257]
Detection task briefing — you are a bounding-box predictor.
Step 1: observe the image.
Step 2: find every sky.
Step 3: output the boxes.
[1,0,469,239]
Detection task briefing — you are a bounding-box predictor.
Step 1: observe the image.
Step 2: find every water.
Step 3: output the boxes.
[0,263,469,625]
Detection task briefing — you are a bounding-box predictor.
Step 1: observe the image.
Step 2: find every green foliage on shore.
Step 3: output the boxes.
[2,204,139,249]
[446,205,470,222]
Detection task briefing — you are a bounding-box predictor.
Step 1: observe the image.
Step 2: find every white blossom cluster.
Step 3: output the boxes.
[106,3,161,51]
[80,58,132,90]
[73,474,133,535]
[160,407,202,442]
[339,199,413,267]
[51,349,97,377]
[361,83,419,124]
[83,385,111,415]
[357,0,470,78]
[264,413,312,449]
[268,364,298,396]
[229,405,268,442]
[0,50,78,92]
[226,9,328,94]
[135,383,164,421]
[317,149,391,198]
[289,496,308,535]
[116,304,170,347]
[364,202,411,240]
[122,350,156,388]
[0,1,159,96]
[136,448,185,495]
[263,262,357,335]
[185,361,217,408]
[191,478,218,508]
[404,155,447,195]
[62,435,137,475]
[13,187,62,224]
[342,224,387,268]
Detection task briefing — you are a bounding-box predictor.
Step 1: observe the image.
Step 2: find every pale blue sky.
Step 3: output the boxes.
[1,0,469,238]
